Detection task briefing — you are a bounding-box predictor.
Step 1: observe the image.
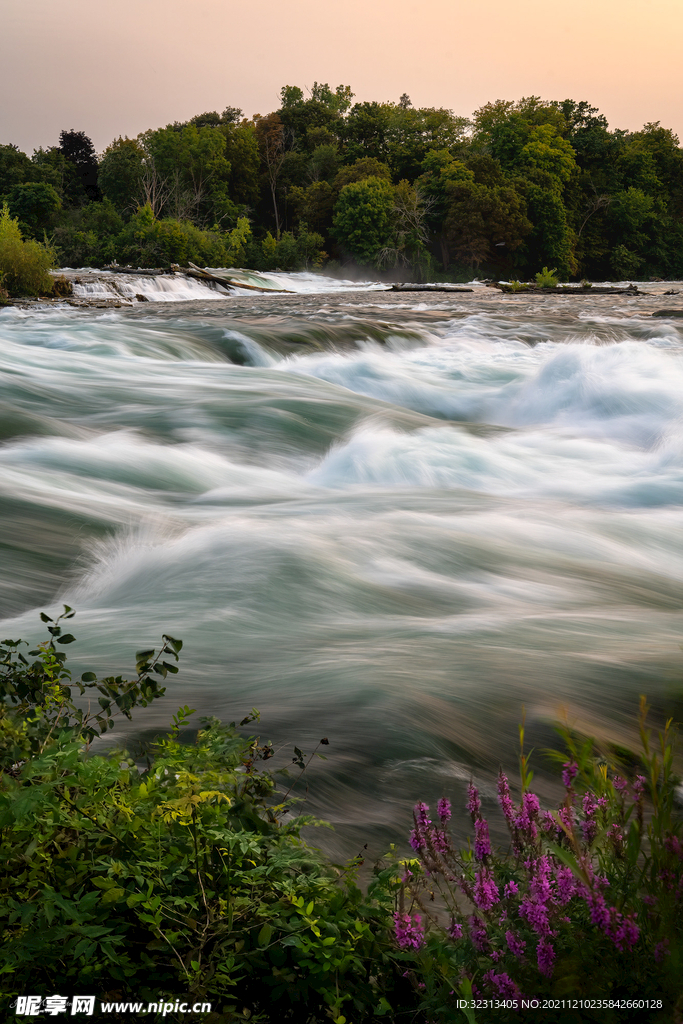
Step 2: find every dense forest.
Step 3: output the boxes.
[2,86,683,280]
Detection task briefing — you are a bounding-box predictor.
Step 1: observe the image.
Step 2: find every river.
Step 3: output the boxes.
[1,273,682,856]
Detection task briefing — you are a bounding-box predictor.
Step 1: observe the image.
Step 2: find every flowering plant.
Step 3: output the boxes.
[395,698,682,1020]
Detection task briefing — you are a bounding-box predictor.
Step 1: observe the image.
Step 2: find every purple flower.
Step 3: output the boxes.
[467,782,481,818]
[503,879,519,899]
[410,801,432,851]
[483,970,521,999]
[583,792,597,816]
[537,938,555,978]
[632,775,646,798]
[497,770,515,826]
[409,828,422,851]
[519,895,551,936]
[505,929,526,958]
[558,805,574,836]
[613,775,628,792]
[393,911,425,950]
[530,855,553,905]
[554,865,578,904]
[513,792,540,845]
[473,868,500,911]
[613,915,639,951]
[428,826,449,854]
[448,918,463,940]
[562,762,578,788]
[606,823,623,846]
[541,810,560,837]
[469,914,489,952]
[581,818,598,846]
[437,797,451,823]
[523,792,540,818]
[474,818,491,861]
[585,891,610,931]
[415,801,431,828]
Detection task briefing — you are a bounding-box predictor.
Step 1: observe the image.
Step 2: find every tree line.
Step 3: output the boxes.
[1,87,683,279]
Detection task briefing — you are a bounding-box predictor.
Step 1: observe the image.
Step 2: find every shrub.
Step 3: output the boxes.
[0,202,56,296]
[0,610,408,1023]
[394,702,682,1022]
[534,265,559,288]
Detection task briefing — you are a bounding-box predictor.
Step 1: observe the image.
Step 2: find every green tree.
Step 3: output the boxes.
[376,179,432,278]
[58,130,101,204]
[254,113,286,238]
[0,144,32,197]
[141,124,230,224]
[288,180,336,234]
[6,182,62,236]
[332,176,395,264]
[333,157,392,193]
[98,137,145,215]
[444,179,531,267]
[221,122,260,207]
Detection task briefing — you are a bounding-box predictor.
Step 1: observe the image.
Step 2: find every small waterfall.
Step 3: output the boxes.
[61,270,229,303]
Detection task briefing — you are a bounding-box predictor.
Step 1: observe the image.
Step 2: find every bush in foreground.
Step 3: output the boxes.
[395,707,682,1022]
[0,610,406,1023]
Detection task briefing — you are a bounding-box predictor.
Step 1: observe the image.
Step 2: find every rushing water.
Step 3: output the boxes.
[2,275,683,856]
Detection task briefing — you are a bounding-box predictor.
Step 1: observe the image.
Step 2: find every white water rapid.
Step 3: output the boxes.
[2,277,682,854]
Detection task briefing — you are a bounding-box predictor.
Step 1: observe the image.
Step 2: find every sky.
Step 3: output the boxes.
[2,0,682,155]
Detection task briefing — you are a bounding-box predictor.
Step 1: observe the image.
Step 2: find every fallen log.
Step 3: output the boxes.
[495,283,641,295]
[187,263,292,293]
[391,284,473,293]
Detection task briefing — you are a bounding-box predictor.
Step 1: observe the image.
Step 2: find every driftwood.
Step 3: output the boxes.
[391,284,474,293]
[652,309,683,318]
[187,263,292,294]
[495,283,641,295]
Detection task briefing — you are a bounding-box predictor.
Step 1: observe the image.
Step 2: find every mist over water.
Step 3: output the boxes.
[2,281,683,855]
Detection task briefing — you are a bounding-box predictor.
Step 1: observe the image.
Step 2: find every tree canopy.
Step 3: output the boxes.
[2,90,682,279]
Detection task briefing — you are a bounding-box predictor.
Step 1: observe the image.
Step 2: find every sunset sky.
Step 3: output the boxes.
[2,0,682,154]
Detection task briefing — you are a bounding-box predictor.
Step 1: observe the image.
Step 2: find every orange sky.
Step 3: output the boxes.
[2,0,682,154]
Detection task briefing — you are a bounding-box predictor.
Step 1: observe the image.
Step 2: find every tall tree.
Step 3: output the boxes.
[58,130,100,203]
[254,113,286,238]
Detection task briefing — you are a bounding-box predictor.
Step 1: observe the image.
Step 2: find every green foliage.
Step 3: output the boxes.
[0,614,409,1022]
[0,203,56,296]
[98,137,145,214]
[5,182,61,236]
[256,226,326,272]
[224,216,252,267]
[111,206,232,268]
[535,265,560,287]
[0,605,175,762]
[332,177,395,265]
[59,130,101,204]
[0,144,33,196]
[6,90,683,280]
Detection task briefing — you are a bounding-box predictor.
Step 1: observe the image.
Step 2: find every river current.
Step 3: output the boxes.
[1,274,682,856]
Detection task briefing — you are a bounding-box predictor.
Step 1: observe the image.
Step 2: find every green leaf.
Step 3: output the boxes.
[101,888,126,904]
[257,923,273,946]
[40,613,53,623]
[57,634,76,644]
